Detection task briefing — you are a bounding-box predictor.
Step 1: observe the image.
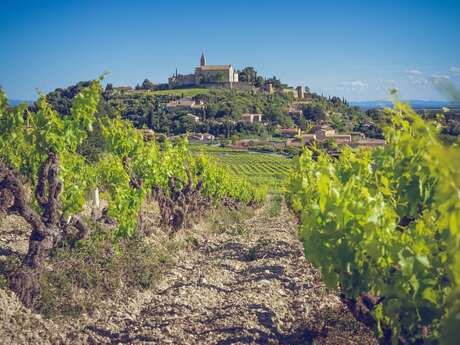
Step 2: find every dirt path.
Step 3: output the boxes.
[64,203,376,345]
[1,202,378,344]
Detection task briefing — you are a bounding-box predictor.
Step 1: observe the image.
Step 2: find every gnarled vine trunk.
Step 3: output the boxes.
[153,168,211,234]
[0,152,88,308]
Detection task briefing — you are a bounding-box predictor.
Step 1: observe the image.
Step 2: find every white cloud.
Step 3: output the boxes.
[405,70,428,85]
[406,69,423,76]
[339,80,368,88]
[448,66,460,77]
[411,79,429,85]
[431,75,450,84]
[431,75,450,79]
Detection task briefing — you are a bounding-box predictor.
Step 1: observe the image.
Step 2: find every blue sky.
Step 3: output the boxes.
[1,0,459,101]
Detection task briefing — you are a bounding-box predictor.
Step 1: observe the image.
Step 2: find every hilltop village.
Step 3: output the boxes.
[43,54,389,154]
[168,53,240,88]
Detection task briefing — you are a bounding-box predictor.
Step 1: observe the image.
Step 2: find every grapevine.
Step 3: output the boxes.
[0,80,265,308]
[287,101,460,344]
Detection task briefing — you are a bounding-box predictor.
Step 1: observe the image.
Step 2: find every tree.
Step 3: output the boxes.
[255,76,265,87]
[303,104,327,122]
[330,96,342,106]
[298,115,307,131]
[238,67,257,83]
[141,78,155,90]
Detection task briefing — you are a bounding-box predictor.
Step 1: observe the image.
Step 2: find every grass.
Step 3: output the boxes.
[191,144,293,193]
[265,193,283,218]
[6,212,182,318]
[151,88,211,97]
[205,205,255,235]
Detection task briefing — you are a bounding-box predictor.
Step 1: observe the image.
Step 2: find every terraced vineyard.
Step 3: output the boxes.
[191,144,293,191]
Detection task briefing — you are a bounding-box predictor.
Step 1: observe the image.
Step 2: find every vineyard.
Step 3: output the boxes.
[191,144,292,192]
[287,102,460,344]
[0,79,265,310]
[1,79,459,345]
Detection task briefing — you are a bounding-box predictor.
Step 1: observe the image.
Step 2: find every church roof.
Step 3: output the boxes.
[197,65,232,71]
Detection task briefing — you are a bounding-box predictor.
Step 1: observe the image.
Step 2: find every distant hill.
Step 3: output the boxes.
[350,100,453,110]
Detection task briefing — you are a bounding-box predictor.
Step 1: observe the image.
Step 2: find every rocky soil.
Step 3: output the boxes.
[0,203,378,345]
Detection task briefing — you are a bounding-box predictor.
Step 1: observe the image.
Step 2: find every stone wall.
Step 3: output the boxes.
[168,74,196,88]
[197,82,256,91]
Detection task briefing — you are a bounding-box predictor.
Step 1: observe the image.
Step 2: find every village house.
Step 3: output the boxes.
[308,125,386,148]
[185,113,200,123]
[240,113,263,124]
[188,132,215,142]
[265,83,274,94]
[308,125,352,142]
[166,97,205,111]
[312,125,337,141]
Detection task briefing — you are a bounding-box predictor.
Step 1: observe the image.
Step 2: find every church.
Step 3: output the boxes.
[168,53,239,88]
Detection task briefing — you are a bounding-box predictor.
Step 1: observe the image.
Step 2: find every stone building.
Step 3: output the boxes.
[267,83,273,94]
[185,113,200,123]
[296,86,304,99]
[166,97,205,111]
[241,113,263,124]
[188,133,215,142]
[313,125,337,141]
[310,125,386,147]
[169,53,239,88]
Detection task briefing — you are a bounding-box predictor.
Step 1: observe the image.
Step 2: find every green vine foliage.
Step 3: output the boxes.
[287,102,460,344]
[0,80,265,238]
[0,80,101,216]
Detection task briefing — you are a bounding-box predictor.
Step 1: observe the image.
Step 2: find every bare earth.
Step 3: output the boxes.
[0,204,378,345]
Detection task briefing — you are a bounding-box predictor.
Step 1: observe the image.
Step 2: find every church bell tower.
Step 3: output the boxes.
[200,52,206,67]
